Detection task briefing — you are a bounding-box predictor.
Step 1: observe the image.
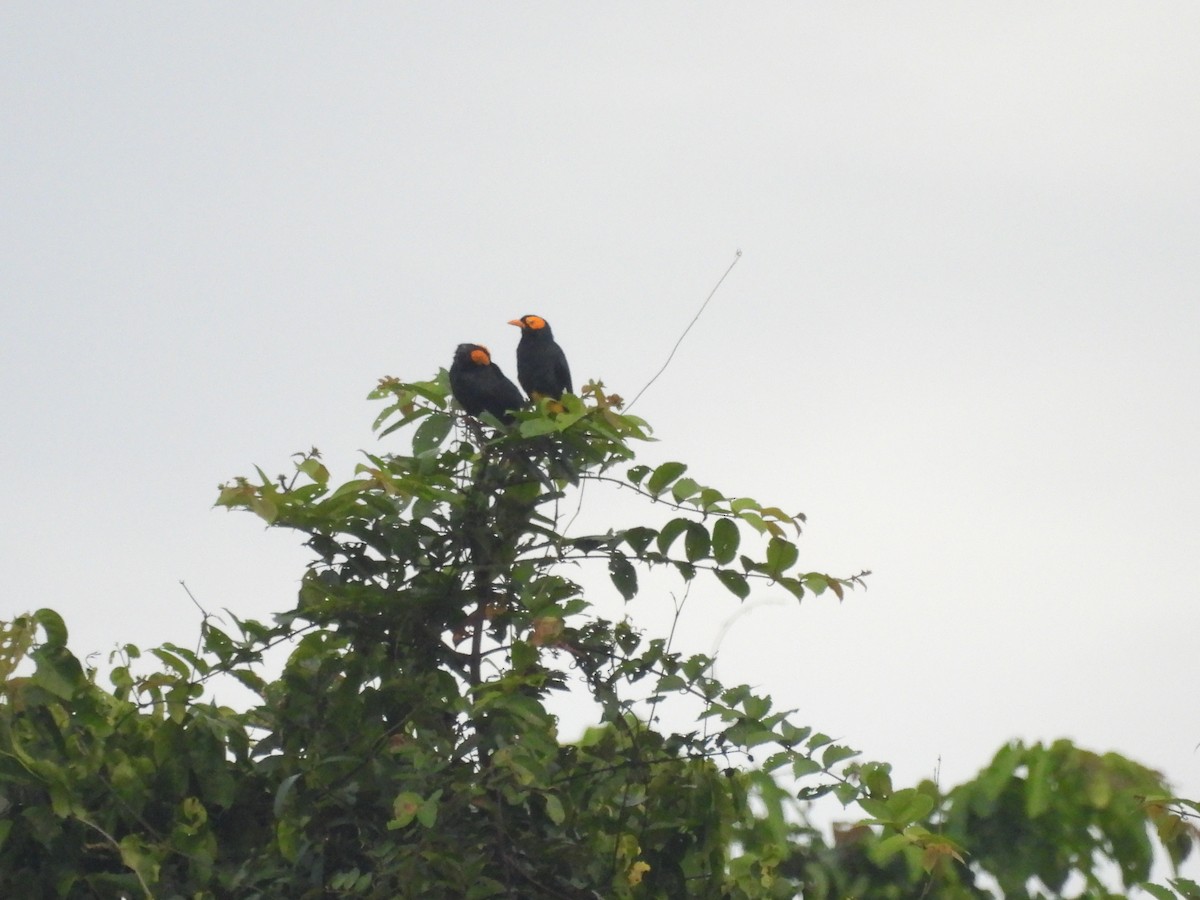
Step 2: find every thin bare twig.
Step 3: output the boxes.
[179,580,208,617]
[627,249,742,411]
[77,815,153,899]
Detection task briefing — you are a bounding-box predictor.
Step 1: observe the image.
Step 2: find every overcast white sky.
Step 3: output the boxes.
[4,2,1199,844]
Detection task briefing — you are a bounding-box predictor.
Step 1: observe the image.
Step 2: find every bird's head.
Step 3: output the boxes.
[508,315,550,335]
[455,343,492,366]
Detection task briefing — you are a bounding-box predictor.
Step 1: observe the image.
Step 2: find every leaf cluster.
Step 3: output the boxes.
[794,740,1199,899]
[4,372,1192,898]
[1,374,868,898]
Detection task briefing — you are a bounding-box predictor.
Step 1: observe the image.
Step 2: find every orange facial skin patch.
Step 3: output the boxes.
[508,315,546,331]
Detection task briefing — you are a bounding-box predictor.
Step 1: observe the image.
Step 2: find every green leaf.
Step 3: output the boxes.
[711,518,739,565]
[417,791,440,828]
[151,648,192,679]
[552,392,588,429]
[722,684,751,706]
[684,521,710,562]
[670,477,700,503]
[778,722,812,746]
[807,732,833,751]
[646,461,687,496]
[248,492,279,523]
[1025,745,1052,819]
[1139,885,1175,900]
[857,797,892,822]
[609,554,638,601]
[296,456,330,486]
[656,673,686,692]
[627,464,651,485]
[657,518,690,555]
[862,764,893,798]
[519,417,560,437]
[621,526,658,554]
[874,832,913,861]
[276,815,303,862]
[739,511,767,534]
[376,405,429,438]
[273,773,302,818]
[331,870,362,890]
[804,573,829,594]
[792,756,822,778]
[544,793,566,825]
[412,412,453,456]
[1085,769,1112,808]
[118,834,162,889]
[777,576,805,602]
[31,647,84,699]
[0,617,38,681]
[715,569,749,600]
[760,506,800,533]
[327,478,373,501]
[890,789,935,826]
[765,537,799,578]
[34,608,68,648]
[822,744,860,768]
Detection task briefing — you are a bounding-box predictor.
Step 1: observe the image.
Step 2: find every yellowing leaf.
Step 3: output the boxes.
[627,861,651,885]
[921,838,965,872]
[530,617,564,646]
[390,792,423,829]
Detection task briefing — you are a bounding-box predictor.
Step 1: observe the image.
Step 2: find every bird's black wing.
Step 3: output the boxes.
[493,365,526,415]
[553,345,572,395]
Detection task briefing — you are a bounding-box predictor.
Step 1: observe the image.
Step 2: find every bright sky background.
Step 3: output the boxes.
[4,1,1199,857]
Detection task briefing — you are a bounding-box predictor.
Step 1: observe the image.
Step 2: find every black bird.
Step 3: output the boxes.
[448,343,525,423]
[508,314,572,400]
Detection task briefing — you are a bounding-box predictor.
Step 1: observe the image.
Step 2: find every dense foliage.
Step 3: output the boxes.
[798,740,1199,898]
[0,373,1195,898]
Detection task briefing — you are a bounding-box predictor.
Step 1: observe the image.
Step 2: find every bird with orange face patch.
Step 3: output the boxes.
[448,343,525,424]
[508,314,572,401]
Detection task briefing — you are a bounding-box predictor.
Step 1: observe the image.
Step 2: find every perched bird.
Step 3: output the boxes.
[508,314,572,400]
[448,343,525,424]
